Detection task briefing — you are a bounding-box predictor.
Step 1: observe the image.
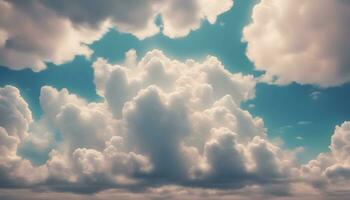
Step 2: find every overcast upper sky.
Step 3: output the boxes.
[1,0,350,199]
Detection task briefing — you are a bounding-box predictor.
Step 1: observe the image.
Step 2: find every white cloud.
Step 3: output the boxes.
[297,121,311,126]
[0,86,32,140]
[243,0,350,87]
[0,86,47,187]
[310,91,321,100]
[301,121,350,194]
[202,128,247,179]
[0,0,105,71]
[161,0,233,38]
[0,0,234,71]
[0,186,331,200]
[1,49,349,198]
[0,127,18,159]
[92,49,256,118]
[296,136,303,140]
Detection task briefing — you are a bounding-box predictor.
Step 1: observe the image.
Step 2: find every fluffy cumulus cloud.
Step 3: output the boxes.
[0,49,349,199]
[0,86,47,187]
[301,122,350,195]
[0,0,233,71]
[243,0,350,87]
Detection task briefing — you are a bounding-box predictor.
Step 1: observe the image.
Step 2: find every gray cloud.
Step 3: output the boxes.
[0,0,233,71]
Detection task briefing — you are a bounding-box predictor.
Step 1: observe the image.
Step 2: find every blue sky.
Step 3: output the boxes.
[1,0,350,199]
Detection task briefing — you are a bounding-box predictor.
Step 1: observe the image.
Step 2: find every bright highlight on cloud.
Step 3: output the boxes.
[0,49,349,199]
[243,0,350,87]
[0,0,233,71]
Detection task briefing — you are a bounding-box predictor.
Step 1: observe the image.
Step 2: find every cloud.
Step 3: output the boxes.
[0,49,349,199]
[161,0,233,38]
[0,186,329,200]
[0,86,32,140]
[243,0,350,87]
[0,86,47,187]
[310,91,321,100]
[301,121,350,194]
[0,0,233,71]
[0,0,105,71]
[297,121,311,126]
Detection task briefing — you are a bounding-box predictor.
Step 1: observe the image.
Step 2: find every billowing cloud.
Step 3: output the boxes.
[243,0,350,87]
[0,0,105,71]
[0,86,32,140]
[0,0,233,71]
[301,121,350,194]
[0,86,47,187]
[0,49,349,199]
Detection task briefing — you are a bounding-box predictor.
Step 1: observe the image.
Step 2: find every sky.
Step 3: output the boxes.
[0,0,350,199]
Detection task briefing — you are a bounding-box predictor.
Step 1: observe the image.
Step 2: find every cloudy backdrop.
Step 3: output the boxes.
[0,0,350,199]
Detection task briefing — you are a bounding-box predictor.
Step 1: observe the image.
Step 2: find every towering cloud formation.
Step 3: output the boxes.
[243,0,350,87]
[0,0,233,71]
[0,49,349,199]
